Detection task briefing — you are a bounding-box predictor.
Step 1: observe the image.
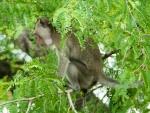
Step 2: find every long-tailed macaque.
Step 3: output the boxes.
[0,60,12,79]
[15,28,48,57]
[15,29,32,55]
[34,17,119,91]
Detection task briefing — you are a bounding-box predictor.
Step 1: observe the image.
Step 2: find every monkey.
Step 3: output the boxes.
[0,59,12,79]
[14,28,48,58]
[34,17,119,91]
[15,29,32,55]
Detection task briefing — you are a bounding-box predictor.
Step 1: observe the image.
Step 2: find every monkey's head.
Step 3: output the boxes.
[34,17,55,47]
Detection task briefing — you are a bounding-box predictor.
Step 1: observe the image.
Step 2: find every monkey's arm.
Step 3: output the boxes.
[57,51,70,77]
[69,57,87,68]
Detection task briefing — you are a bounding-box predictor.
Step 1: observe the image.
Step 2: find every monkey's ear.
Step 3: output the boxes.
[36,17,41,23]
[48,22,54,29]
[40,17,50,27]
[39,19,45,26]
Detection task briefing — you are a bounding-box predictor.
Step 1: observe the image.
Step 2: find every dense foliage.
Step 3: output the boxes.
[0,0,150,113]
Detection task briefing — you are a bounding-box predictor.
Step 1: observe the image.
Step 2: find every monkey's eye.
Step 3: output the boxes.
[40,20,48,28]
[40,22,46,27]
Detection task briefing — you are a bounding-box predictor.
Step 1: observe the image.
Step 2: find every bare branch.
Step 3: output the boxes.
[26,100,32,113]
[0,94,44,106]
[88,84,103,94]
[102,49,120,60]
[66,89,78,113]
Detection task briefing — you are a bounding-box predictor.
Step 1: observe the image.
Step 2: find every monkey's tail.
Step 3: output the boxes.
[98,73,119,88]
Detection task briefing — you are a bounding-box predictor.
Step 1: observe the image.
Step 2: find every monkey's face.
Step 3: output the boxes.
[34,18,53,47]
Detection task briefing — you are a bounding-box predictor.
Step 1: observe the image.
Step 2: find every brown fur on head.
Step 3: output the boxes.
[34,17,55,47]
[36,17,54,30]
[34,17,61,50]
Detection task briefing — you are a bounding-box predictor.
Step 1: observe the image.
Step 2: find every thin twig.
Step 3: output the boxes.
[25,100,32,113]
[102,49,120,60]
[0,94,44,106]
[66,89,78,113]
[88,84,103,94]
[125,0,140,33]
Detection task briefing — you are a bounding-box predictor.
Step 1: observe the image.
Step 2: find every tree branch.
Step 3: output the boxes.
[66,89,78,113]
[0,94,44,106]
[26,100,32,113]
[102,49,120,60]
[88,84,103,94]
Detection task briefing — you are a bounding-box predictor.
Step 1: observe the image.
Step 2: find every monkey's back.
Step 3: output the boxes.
[80,38,103,74]
[66,36,103,77]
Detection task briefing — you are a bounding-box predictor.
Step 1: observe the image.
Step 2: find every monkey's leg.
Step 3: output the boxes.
[66,62,81,90]
[68,58,95,91]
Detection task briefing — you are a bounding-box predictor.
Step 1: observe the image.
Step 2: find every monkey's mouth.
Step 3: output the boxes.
[34,33,45,45]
